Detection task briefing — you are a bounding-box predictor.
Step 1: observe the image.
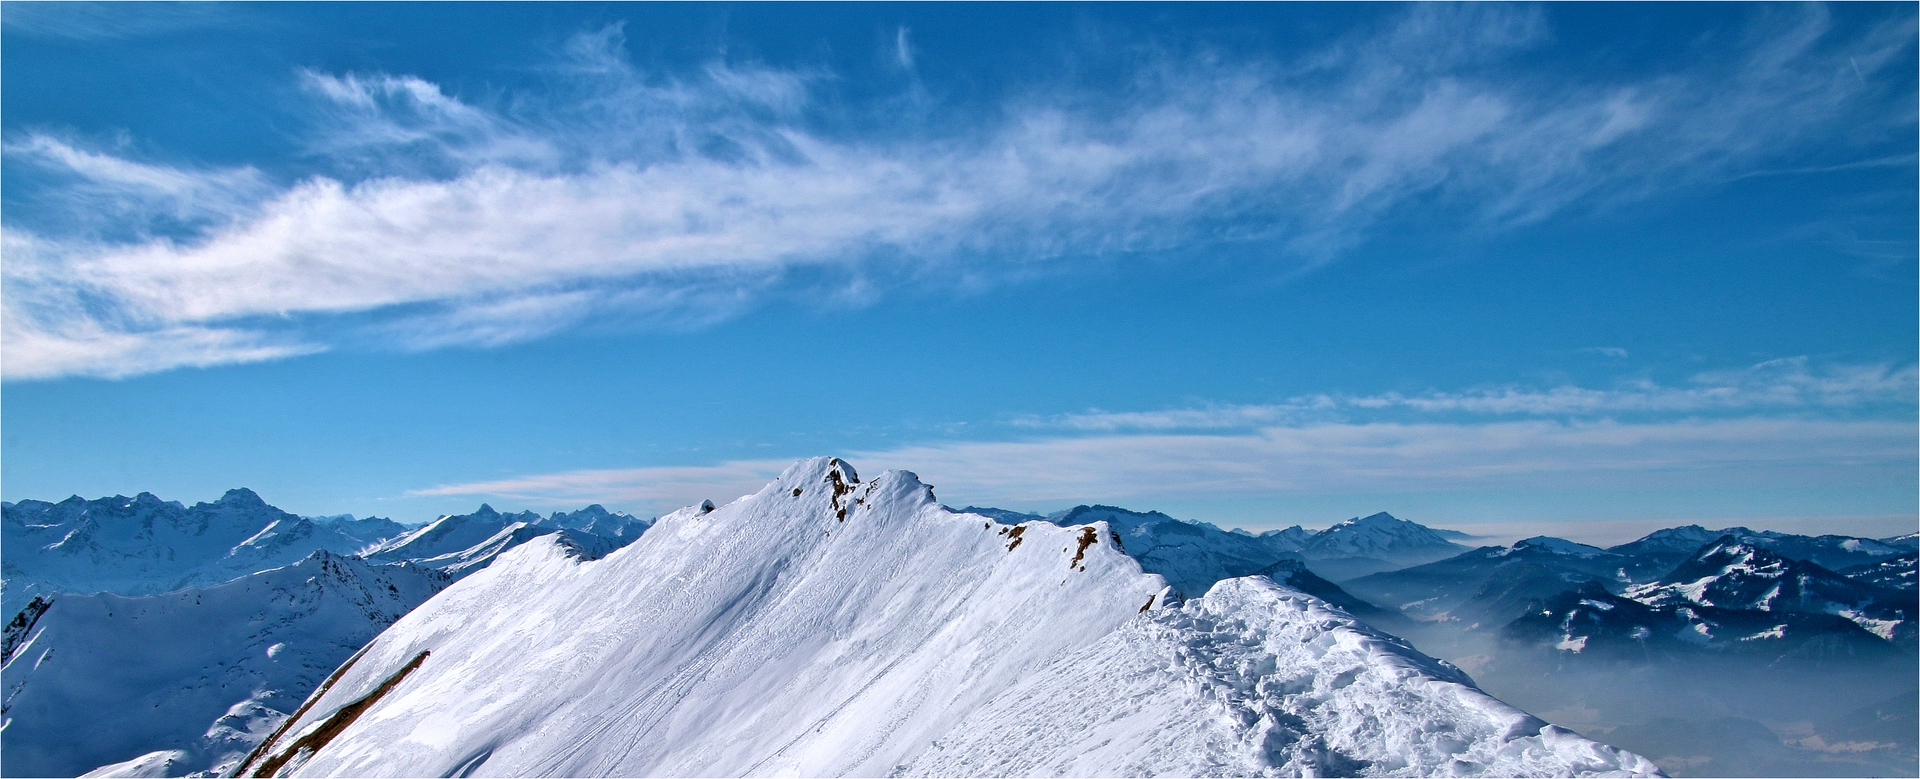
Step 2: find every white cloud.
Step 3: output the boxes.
[3,134,274,235]
[408,416,1916,516]
[1025,360,1919,431]
[5,6,1912,379]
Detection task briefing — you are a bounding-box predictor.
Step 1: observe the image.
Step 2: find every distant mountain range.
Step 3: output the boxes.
[2,489,394,616]
[1,492,650,615]
[960,505,1473,586]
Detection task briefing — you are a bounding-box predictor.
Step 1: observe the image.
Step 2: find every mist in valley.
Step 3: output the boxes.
[1389,621,1918,777]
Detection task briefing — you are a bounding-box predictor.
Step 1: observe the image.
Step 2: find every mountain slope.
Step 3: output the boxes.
[238,458,1655,778]
[0,552,449,779]
[1342,537,1629,629]
[1838,551,1918,593]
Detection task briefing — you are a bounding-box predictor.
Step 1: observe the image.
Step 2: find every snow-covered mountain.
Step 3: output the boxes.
[1621,537,1916,647]
[1248,523,1316,552]
[1606,526,1907,580]
[359,504,539,563]
[1838,551,1918,592]
[235,458,1656,778]
[1297,512,1472,580]
[360,503,647,578]
[1344,537,1631,629]
[1,552,450,778]
[537,504,651,543]
[1503,581,1898,662]
[1,490,410,616]
[302,514,409,548]
[3,489,651,620]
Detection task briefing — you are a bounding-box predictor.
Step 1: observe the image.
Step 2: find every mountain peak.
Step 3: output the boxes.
[1514,536,1608,558]
[1691,534,1773,564]
[771,456,861,492]
[215,488,267,508]
[1303,512,1459,559]
[1050,505,1180,530]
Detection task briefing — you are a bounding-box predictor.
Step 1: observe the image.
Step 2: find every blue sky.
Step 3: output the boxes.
[3,3,1915,544]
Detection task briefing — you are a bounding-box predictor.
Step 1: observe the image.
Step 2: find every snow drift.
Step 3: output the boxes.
[239,458,1659,778]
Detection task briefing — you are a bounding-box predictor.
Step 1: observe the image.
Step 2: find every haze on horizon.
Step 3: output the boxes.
[2,3,1915,546]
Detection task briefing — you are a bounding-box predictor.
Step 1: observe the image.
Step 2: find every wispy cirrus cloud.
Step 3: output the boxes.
[5,6,1913,379]
[410,361,1917,516]
[1022,359,1919,431]
[409,415,1916,518]
[1,2,254,41]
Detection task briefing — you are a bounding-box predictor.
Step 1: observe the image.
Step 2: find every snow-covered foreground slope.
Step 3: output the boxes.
[0,552,448,778]
[906,577,1660,777]
[241,458,1657,778]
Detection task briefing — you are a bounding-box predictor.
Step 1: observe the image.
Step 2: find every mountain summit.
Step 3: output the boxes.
[1296,512,1471,580]
[239,458,1656,778]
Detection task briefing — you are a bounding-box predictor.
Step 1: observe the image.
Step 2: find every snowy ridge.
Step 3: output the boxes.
[906,577,1661,777]
[359,505,540,563]
[242,458,1655,778]
[1022,504,1305,596]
